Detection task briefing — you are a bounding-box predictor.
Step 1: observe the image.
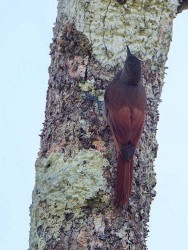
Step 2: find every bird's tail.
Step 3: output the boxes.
[115,153,133,206]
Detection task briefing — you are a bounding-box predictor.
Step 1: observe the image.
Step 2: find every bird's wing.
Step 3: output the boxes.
[108,106,145,147]
[108,106,132,146]
[130,107,145,146]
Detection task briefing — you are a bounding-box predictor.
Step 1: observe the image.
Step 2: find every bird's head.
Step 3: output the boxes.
[123,46,141,85]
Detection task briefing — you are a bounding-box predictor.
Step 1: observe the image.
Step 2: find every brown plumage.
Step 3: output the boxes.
[104,46,146,206]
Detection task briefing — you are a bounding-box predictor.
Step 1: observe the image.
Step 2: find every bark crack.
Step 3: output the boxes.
[102,0,112,59]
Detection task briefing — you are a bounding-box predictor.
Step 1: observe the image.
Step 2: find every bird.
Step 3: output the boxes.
[103,46,146,206]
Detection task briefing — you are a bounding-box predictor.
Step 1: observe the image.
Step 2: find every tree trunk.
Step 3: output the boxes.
[29,1,182,249]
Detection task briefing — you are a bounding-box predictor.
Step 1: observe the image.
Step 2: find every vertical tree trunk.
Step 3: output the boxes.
[29,1,182,249]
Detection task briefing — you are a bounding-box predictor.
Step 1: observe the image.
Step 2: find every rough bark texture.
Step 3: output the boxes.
[30,1,181,249]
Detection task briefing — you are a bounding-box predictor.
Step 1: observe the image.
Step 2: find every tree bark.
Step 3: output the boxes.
[29,1,181,249]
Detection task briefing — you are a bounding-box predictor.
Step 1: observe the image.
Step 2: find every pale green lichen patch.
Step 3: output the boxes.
[57,0,179,69]
[79,79,105,102]
[29,149,109,249]
[79,79,95,93]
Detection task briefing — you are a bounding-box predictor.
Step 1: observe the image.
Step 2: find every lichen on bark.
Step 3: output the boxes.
[29,0,180,249]
[30,150,109,249]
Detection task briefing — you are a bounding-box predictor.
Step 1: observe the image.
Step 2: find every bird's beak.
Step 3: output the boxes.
[126,46,131,57]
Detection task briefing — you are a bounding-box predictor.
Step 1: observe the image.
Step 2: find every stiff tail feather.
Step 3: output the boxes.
[115,153,133,206]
